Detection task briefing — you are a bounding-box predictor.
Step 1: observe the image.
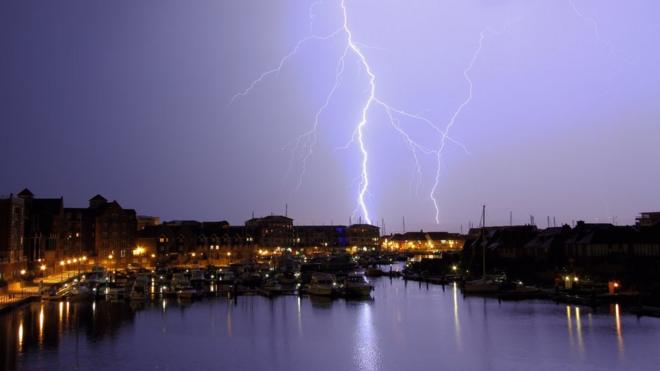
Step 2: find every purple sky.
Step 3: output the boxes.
[1,0,658,232]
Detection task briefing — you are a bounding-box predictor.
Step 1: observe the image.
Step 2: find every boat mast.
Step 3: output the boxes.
[481,204,486,279]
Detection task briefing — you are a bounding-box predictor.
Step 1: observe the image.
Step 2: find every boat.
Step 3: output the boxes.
[178,287,197,301]
[308,273,336,297]
[190,269,207,290]
[67,284,93,301]
[42,285,67,301]
[129,275,150,301]
[365,267,383,277]
[463,276,502,295]
[106,283,126,301]
[343,272,374,298]
[258,281,288,296]
[172,272,197,300]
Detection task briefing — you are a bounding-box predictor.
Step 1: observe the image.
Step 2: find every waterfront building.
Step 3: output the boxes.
[245,215,294,247]
[16,189,64,272]
[462,225,539,277]
[382,231,464,252]
[62,195,137,269]
[0,194,26,282]
[636,212,660,228]
[294,225,348,248]
[137,215,161,230]
[346,224,380,250]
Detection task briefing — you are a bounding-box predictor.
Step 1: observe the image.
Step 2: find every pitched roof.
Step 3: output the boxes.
[18,188,34,197]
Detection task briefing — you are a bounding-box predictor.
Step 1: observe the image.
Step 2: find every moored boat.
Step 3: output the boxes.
[308,273,336,297]
[343,272,374,298]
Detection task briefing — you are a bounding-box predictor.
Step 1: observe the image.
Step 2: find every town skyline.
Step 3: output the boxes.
[0,186,653,233]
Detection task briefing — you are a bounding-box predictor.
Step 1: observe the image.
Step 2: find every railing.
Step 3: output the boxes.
[0,292,33,305]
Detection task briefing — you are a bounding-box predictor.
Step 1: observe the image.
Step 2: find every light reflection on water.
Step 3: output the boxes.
[354,303,379,371]
[2,277,660,371]
[453,282,461,350]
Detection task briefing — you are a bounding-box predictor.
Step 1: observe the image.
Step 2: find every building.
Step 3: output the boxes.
[137,215,161,230]
[89,195,137,267]
[636,212,660,228]
[60,195,137,268]
[346,224,380,249]
[0,194,26,281]
[382,231,464,252]
[294,225,348,248]
[564,222,638,263]
[17,188,64,270]
[245,215,294,247]
[138,221,254,265]
[462,225,538,276]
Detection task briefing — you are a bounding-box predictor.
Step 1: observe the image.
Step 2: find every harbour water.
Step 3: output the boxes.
[2,276,659,371]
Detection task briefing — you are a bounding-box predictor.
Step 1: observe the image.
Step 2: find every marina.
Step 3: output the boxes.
[2,271,660,371]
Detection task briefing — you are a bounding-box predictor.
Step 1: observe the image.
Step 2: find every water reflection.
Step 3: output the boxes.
[354,303,379,371]
[58,301,63,327]
[226,301,233,337]
[0,279,658,371]
[575,306,584,354]
[613,303,624,355]
[17,321,23,352]
[38,305,44,345]
[296,296,303,336]
[452,282,461,349]
[566,305,574,348]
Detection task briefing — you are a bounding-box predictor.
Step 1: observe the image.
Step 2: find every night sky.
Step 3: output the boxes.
[1,0,658,232]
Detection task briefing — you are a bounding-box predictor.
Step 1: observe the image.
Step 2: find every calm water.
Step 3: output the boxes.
[2,277,660,371]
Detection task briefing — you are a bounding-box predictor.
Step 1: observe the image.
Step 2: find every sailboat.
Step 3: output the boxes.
[463,205,502,294]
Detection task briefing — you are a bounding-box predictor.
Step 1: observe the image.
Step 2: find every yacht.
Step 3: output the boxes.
[343,272,374,298]
[172,272,197,300]
[308,273,336,297]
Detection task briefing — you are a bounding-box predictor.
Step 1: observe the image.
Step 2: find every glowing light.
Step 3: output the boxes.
[133,247,146,256]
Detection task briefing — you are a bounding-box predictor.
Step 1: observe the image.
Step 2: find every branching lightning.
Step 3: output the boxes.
[232,0,498,225]
[567,0,615,55]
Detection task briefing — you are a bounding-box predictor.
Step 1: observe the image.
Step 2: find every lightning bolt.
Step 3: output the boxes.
[229,27,343,105]
[567,0,615,55]
[340,0,376,224]
[430,30,487,224]
[233,0,485,225]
